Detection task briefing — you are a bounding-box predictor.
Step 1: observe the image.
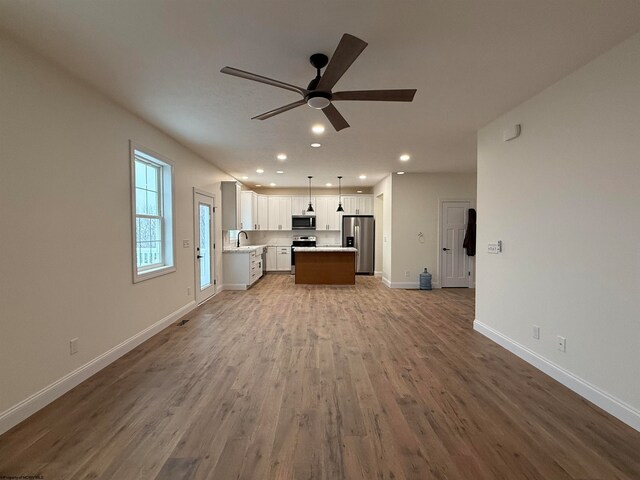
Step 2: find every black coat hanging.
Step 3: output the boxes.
[463,208,476,256]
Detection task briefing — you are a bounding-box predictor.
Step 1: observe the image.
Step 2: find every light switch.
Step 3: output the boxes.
[183,239,191,248]
[488,240,502,254]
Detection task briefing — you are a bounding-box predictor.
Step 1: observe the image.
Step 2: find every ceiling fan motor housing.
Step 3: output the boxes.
[306,90,332,109]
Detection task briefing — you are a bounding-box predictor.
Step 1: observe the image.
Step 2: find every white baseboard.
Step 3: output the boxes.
[473,320,640,433]
[374,271,382,277]
[381,276,391,287]
[0,301,197,436]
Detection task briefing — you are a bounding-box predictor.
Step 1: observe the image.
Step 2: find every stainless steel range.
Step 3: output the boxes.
[291,235,316,274]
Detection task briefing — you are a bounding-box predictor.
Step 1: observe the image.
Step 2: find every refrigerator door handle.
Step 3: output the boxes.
[354,224,360,261]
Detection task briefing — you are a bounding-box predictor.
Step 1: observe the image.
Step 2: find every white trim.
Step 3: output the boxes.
[473,320,640,433]
[216,284,226,294]
[374,271,382,277]
[0,301,197,436]
[381,276,391,287]
[130,141,177,284]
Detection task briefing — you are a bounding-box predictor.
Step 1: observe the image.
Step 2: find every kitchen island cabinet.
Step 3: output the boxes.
[293,247,357,285]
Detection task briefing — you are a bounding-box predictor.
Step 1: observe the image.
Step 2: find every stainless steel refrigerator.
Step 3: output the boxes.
[342,215,375,275]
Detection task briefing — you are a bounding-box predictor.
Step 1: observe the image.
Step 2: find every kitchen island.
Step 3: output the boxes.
[293,247,357,285]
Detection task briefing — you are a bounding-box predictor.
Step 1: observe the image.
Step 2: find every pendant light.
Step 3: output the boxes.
[336,176,344,212]
[306,176,314,213]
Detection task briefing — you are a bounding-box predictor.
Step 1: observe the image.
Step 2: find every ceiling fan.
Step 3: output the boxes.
[220,33,417,132]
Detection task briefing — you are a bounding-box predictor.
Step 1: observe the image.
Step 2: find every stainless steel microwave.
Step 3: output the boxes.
[292,215,316,230]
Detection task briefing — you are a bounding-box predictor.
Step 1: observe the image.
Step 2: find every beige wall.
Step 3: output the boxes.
[390,173,476,286]
[0,34,234,421]
[476,33,640,428]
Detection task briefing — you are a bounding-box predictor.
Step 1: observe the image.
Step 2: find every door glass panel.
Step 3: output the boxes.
[199,203,211,289]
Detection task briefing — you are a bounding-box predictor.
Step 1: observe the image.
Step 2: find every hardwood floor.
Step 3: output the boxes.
[1,275,639,479]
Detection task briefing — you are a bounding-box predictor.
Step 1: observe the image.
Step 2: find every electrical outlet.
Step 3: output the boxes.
[404,270,410,277]
[69,338,79,355]
[557,336,566,352]
[532,325,540,340]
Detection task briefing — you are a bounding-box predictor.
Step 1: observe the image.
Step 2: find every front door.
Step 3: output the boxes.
[440,201,470,287]
[194,191,215,304]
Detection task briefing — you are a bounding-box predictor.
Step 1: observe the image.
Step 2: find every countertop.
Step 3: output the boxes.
[293,247,357,252]
[222,244,267,254]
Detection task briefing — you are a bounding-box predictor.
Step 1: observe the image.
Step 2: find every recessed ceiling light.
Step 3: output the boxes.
[310,143,321,148]
[397,171,405,175]
[276,170,284,174]
[277,153,287,160]
[312,125,325,134]
[326,183,332,187]
[270,183,276,187]
[359,175,367,180]
[255,184,262,187]
[400,154,410,161]
[256,168,264,174]
[241,176,248,180]
[357,190,363,193]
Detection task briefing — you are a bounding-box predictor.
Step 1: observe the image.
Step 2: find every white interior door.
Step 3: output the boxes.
[441,201,470,288]
[194,191,215,304]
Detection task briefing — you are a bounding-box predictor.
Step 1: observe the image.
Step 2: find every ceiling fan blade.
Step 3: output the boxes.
[252,99,306,120]
[316,34,368,92]
[322,103,350,131]
[332,89,417,102]
[221,67,307,96]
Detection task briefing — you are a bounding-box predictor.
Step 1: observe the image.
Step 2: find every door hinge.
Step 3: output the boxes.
[212,207,217,212]
[214,279,217,285]
[213,243,216,249]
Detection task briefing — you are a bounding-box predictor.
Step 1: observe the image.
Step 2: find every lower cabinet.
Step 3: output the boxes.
[222,248,264,289]
[266,246,291,272]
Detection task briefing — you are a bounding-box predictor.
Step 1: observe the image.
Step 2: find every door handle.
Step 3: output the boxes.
[442,248,450,251]
[197,255,203,259]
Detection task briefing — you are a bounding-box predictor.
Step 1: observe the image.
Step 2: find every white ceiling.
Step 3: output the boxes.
[1,1,640,188]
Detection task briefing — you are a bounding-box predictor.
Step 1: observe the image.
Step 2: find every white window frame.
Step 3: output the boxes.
[130,141,176,283]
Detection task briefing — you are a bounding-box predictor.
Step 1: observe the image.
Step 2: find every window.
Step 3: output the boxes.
[130,143,175,282]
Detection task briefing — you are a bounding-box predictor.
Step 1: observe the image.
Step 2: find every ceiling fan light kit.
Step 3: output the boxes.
[221,33,417,131]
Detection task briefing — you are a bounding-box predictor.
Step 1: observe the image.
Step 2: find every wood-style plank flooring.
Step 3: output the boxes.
[1,275,639,479]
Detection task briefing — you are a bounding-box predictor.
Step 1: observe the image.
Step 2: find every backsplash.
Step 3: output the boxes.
[245,230,342,247]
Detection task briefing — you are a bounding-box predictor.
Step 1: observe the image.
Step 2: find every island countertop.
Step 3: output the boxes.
[292,246,357,252]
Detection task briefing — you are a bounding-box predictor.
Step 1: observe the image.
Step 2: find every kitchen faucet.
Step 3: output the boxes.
[237,231,248,248]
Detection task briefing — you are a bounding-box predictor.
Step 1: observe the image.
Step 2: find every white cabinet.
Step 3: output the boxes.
[222,247,264,289]
[268,196,292,230]
[240,191,257,230]
[256,195,268,230]
[266,246,291,271]
[342,195,373,215]
[221,181,241,230]
[291,196,315,216]
[315,196,341,230]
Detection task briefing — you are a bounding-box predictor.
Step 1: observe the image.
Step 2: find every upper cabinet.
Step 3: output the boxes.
[240,190,256,230]
[240,191,269,230]
[342,195,373,215]
[221,181,241,230]
[256,195,268,230]
[315,196,341,231]
[268,196,292,230]
[291,196,315,216]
